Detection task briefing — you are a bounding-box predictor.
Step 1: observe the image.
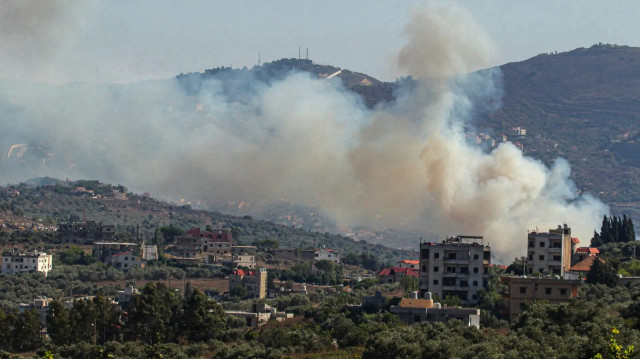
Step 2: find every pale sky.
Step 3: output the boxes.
[4,0,640,83]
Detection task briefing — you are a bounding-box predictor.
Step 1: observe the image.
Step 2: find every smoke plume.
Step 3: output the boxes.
[0,2,607,262]
[0,0,97,81]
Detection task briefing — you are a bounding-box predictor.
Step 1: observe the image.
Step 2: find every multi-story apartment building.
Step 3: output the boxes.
[19,296,53,325]
[92,242,138,262]
[1,250,53,276]
[230,246,257,269]
[501,276,580,322]
[191,228,233,255]
[419,235,490,304]
[57,221,115,244]
[104,251,145,271]
[229,268,268,299]
[526,225,577,276]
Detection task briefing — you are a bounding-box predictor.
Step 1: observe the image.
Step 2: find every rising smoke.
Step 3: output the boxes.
[0,2,607,261]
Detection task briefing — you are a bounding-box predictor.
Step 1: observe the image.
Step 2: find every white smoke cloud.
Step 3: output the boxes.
[0,0,98,82]
[0,2,607,262]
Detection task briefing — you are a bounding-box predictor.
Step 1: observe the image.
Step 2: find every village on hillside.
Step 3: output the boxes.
[1,181,638,357]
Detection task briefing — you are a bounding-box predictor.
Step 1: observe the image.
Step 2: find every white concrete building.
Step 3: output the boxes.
[104,252,145,271]
[2,250,53,276]
[419,236,490,304]
[141,245,158,261]
[315,248,340,263]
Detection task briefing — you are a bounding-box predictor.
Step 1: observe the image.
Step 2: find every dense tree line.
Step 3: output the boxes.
[44,283,227,350]
[343,252,383,271]
[1,280,639,358]
[277,259,343,286]
[592,214,636,246]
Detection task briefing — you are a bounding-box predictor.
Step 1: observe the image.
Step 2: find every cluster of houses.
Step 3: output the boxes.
[4,219,619,329]
[376,224,612,325]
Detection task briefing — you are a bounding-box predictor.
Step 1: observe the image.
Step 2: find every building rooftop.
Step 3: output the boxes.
[570,255,604,272]
[93,242,138,246]
[378,267,419,277]
[575,247,599,254]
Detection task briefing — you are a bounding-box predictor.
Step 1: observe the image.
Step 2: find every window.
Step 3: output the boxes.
[434,266,439,272]
[560,288,567,296]
[434,252,440,259]
[519,287,527,294]
[528,241,534,248]
[473,267,479,273]
[553,255,561,261]
[528,254,533,260]
[422,265,427,272]
[539,241,545,247]
[460,267,469,274]
[484,251,491,260]
[545,288,552,295]
[448,253,457,260]
[421,249,430,259]
[433,279,439,285]
[446,266,455,273]
[519,303,526,310]
[539,255,544,260]
[460,280,468,287]
[473,254,479,260]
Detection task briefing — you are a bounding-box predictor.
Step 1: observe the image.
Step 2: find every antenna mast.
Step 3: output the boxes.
[306,48,309,60]
[258,52,261,66]
[298,46,301,59]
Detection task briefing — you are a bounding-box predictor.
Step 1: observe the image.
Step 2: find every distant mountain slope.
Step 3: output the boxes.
[475,44,640,218]
[177,58,396,108]
[151,48,640,232]
[1,179,416,263]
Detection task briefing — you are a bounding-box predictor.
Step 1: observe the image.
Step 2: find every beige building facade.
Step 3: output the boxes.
[526,225,576,276]
[419,236,490,304]
[501,276,580,322]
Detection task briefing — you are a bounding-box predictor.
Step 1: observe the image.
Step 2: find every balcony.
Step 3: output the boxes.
[443,272,469,278]
[548,247,562,253]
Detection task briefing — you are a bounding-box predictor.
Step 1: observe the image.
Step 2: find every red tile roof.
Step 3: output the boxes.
[571,237,580,244]
[377,267,418,277]
[576,247,600,254]
[233,269,255,276]
[397,259,419,265]
[570,255,604,272]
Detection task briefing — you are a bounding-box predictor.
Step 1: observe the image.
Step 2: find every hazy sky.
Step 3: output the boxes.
[4,0,640,83]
